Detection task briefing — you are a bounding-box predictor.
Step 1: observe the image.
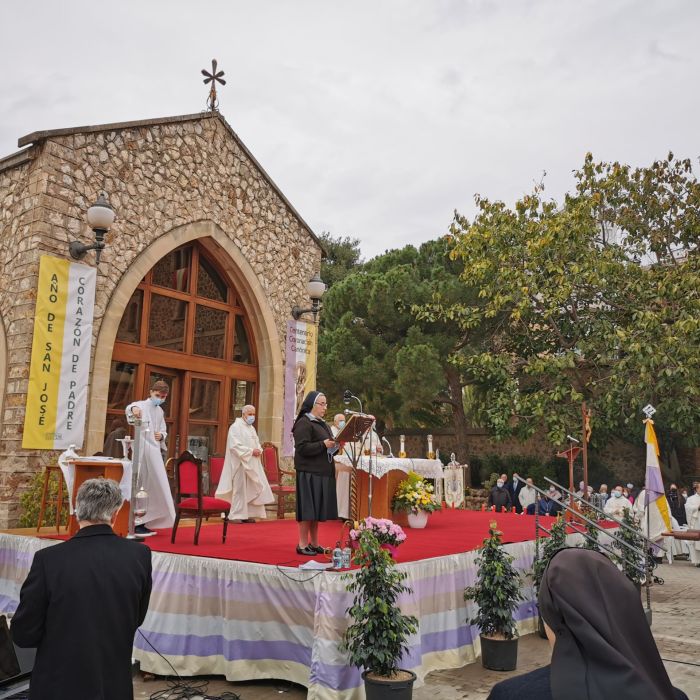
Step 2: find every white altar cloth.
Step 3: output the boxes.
[334,455,443,479]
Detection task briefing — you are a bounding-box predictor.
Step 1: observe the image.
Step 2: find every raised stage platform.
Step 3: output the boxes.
[0,511,587,699]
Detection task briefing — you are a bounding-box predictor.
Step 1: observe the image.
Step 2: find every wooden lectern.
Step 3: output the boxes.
[355,468,405,521]
[334,413,376,521]
[67,459,130,536]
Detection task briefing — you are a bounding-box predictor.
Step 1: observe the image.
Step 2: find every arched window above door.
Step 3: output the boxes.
[106,240,259,462]
[116,243,254,364]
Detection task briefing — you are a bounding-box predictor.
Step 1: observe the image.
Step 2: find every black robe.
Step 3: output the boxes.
[12,525,152,700]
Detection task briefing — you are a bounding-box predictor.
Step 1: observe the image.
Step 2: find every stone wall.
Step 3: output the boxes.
[0,112,322,526]
[0,149,44,526]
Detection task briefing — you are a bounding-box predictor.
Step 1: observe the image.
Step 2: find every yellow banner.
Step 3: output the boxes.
[23,256,96,449]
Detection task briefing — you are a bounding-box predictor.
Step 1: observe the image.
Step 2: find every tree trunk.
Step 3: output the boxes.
[446,366,472,486]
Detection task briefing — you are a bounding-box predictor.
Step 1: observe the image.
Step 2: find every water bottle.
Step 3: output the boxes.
[332,542,343,569]
[342,542,352,569]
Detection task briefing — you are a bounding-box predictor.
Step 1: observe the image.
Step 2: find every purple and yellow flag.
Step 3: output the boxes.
[644,418,671,530]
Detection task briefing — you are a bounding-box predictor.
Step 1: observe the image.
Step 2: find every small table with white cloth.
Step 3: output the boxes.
[334,455,443,520]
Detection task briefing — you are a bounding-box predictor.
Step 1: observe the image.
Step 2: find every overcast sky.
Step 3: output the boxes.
[1,0,698,258]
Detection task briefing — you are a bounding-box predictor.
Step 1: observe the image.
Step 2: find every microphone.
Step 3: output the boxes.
[381,436,394,458]
[566,435,580,444]
[342,389,363,414]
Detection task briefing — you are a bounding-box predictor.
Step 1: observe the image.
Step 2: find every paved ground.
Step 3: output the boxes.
[133,559,700,700]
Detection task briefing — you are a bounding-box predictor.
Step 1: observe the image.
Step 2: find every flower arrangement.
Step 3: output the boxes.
[349,517,407,548]
[392,471,441,514]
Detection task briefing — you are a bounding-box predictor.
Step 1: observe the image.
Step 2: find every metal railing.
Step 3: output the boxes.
[514,476,659,619]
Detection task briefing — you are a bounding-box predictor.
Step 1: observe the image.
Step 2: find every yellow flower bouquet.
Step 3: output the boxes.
[391,471,441,515]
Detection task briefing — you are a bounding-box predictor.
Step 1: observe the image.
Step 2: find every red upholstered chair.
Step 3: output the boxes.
[172,451,230,545]
[208,456,225,496]
[261,442,296,520]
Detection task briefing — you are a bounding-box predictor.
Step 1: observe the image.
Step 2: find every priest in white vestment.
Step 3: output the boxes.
[331,414,352,519]
[125,380,175,534]
[604,486,632,520]
[216,405,274,522]
[684,484,700,566]
[633,489,669,543]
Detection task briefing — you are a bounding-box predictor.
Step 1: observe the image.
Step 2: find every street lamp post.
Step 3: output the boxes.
[292,273,326,322]
[69,192,116,265]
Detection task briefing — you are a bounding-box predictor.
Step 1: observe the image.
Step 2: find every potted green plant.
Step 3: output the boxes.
[342,529,419,699]
[392,471,441,528]
[464,524,523,671]
[532,515,569,638]
[613,508,646,589]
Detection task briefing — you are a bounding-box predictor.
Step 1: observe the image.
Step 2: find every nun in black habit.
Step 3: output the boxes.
[291,391,338,555]
[488,548,688,700]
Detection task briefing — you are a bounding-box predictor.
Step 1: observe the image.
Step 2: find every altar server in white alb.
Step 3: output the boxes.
[685,482,700,566]
[216,405,274,522]
[125,380,175,536]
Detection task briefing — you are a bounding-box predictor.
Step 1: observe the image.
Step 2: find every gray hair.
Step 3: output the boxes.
[242,404,255,415]
[75,478,124,524]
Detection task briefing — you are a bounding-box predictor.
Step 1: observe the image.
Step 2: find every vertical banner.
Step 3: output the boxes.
[22,256,97,449]
[282,320,317,457]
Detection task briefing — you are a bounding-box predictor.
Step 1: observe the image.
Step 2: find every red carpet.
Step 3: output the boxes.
[134,510,577,565]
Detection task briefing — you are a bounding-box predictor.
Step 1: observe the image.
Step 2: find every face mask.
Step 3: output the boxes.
[150,396,163,406]
[245,415,255,425]
[613,491,622,499]
[496,481,504,488]
[338,420,346,429]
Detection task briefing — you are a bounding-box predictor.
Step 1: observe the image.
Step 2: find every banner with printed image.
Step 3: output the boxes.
[22,256,97,449]
[282,320,318,457]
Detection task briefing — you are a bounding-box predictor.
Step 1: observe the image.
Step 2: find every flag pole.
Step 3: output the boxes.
[642,403,657,624]
[582,402,589,498]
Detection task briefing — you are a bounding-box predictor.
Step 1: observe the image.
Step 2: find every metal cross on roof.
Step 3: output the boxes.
[201,59,226,112]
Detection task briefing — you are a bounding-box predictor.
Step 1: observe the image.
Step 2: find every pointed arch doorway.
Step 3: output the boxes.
[102,241,258,463]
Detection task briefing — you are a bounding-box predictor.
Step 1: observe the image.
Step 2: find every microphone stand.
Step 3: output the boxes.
[125,413,149,539]
[342,390,376,518]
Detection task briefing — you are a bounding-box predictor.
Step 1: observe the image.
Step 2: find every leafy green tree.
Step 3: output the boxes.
[317,238,485,474]
[438,154,700,450]
[319,232,363,288]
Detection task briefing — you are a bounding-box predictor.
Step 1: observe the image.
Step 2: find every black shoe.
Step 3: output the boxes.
[135,525,156,537]
[296,545,317,556]
[309,544,325,554]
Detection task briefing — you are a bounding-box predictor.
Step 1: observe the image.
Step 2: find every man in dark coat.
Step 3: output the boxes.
[487,478,513,513]
[506,472,524,513]
[12,478,152,700]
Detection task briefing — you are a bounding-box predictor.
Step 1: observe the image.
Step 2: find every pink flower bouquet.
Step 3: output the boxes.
[349,517,407,548]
